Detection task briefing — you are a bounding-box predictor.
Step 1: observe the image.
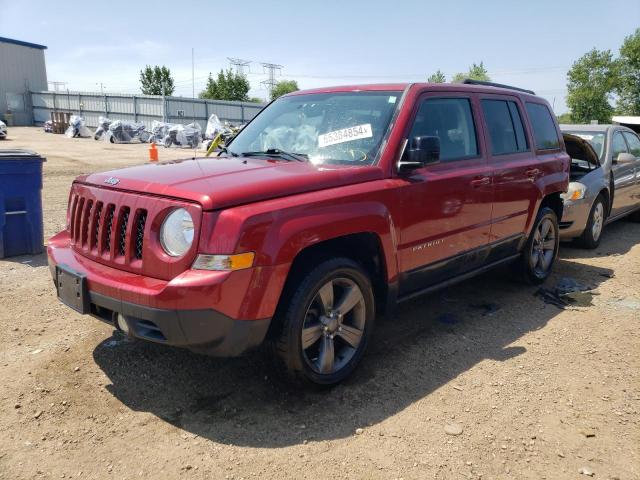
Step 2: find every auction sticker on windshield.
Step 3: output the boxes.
[318,124,373,148]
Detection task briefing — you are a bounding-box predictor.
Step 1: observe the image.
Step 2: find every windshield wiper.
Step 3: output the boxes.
[218,146,239,157]
[240,148,308,162]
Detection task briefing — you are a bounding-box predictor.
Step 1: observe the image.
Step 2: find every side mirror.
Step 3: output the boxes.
[615,152,636,165]
[398,135,440,172]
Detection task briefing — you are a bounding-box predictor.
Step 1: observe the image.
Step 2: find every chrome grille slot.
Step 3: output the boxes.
[134,210,147,260]
[91,202,103,249]
[81,200,93,247]
[104,205,115,253]
[117,207,130,257]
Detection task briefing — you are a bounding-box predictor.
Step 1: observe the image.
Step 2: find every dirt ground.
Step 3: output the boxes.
[0,127,638,480]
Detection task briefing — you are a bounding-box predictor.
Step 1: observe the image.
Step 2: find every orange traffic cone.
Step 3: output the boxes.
[149,142,158,162]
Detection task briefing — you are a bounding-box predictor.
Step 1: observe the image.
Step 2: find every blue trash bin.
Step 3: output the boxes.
[0,150,46,258]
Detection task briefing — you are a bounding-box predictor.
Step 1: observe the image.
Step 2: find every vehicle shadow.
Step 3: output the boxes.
[561,219,640,259]
[93,253,618,448]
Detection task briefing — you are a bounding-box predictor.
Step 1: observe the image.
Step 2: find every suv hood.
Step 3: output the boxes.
[77,156,384,210]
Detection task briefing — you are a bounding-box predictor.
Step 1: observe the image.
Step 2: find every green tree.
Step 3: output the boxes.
[199,69,250,102]
[452,62,490,83]
[617,28,640,115]
[556,112,573,124]
[271,80,299,100]
[566,49,618,124]
[427,70,446,83]
[249,97,264,103]
[139,65,175,96]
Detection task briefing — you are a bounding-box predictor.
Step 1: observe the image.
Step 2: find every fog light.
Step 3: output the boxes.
[116,313,130,334]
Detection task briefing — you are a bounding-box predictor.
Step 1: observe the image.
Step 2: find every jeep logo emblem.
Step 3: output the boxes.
[104,177,120,186]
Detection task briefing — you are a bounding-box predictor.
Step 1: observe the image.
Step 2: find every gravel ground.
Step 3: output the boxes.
[0,127,638,479]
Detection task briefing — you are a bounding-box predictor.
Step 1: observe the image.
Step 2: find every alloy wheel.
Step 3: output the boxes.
[591,202,604,242]
[531,217,556,277]
[300,277,366,375]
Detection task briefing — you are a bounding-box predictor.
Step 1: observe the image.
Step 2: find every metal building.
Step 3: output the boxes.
[0,37,48,126]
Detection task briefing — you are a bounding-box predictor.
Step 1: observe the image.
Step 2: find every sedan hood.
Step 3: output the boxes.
[77,156,384,210]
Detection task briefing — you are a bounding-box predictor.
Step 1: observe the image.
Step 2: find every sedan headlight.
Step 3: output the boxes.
[561,182,587,201]
[160,208,194,257]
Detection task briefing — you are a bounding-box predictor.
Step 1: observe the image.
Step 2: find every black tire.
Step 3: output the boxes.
[268,257,375,386]
[577,194,607,249]
[514,207,559,284]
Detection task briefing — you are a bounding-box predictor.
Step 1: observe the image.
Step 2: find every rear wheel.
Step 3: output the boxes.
[269,257,375,386]
[515,207,559,284]
[577,194,606,249]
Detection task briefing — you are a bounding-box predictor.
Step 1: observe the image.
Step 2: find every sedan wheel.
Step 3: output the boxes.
[591,201,604,242]
[531,217,557,278]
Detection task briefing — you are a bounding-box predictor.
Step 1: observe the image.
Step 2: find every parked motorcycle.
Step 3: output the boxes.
[0,120,7,139]
[65,115,92,138]
[163,123,202,148]
[105,120,149,143]
[94,116,112,140]
[149,121,172,144]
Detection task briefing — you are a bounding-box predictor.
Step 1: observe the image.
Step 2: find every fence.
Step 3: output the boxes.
[31,91,265,131]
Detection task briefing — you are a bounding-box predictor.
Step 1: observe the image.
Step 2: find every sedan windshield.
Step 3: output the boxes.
[564,131,606,159]
[227,91,401,165]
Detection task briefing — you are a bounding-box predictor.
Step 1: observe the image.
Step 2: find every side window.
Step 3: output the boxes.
[525,102,560,150]
[409,97,478,162]
[481,99,528,155]
[622,132,640,157]
[611,132,628,160]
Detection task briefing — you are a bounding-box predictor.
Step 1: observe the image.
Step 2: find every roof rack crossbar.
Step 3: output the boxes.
[462,79,535,95]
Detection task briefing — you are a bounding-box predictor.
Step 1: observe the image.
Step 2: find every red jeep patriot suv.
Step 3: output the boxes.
[49,80,570,385]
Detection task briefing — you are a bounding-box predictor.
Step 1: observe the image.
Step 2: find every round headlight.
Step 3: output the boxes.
[160,208,194,257]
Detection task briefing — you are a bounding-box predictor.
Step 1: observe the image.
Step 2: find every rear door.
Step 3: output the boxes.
[621,130,640,210]
[396,92,493,294]
[609,130,637,217]
[479,95,537,253]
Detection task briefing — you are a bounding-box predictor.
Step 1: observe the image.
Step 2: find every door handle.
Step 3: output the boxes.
[470,176,491,187]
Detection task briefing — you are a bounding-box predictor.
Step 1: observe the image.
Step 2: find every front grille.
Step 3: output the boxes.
[134,211,147,259]
[67,188,198,278]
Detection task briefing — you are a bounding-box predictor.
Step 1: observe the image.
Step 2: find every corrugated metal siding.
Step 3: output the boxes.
[0,41,47,125]
[31,91,265,130]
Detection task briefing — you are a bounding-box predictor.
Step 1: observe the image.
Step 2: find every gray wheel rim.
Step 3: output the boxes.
[301,277,366,375]
[531,218,556,277]
[591,202,604,241]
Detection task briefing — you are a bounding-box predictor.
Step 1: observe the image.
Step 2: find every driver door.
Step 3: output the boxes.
[609,130,637,217]
[396,93,493,295]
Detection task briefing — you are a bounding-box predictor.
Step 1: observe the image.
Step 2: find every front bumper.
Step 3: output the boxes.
[87,290,269,356]
[47,231,283,357]
[559,198,591,239]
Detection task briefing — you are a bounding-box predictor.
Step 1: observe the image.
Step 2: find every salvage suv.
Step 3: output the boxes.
[49,80,570,385]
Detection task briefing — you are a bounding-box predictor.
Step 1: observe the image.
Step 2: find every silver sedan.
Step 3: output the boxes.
[559,124,640,248]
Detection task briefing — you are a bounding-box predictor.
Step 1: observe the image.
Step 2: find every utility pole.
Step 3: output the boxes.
[48,81,67,92]
[227,57,252,76]
[96,82,105,95]
[260,62,283,100]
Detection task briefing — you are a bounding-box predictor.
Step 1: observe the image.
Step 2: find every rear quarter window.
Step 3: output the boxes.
[525,102,560,150]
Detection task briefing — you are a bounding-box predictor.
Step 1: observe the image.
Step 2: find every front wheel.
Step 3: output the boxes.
[515,207,559,284]
[269,257,375,386]
[577,195,606,249]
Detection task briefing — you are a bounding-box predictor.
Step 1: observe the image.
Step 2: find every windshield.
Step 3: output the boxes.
[227,91,401,165]
[564,131,606,159]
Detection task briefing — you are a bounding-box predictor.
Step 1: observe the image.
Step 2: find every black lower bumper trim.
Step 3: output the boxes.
[89,291,270,357]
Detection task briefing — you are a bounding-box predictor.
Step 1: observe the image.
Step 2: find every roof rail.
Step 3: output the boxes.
[462,79,535,95]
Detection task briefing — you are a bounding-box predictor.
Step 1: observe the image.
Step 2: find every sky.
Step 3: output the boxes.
[1,0,638,113]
